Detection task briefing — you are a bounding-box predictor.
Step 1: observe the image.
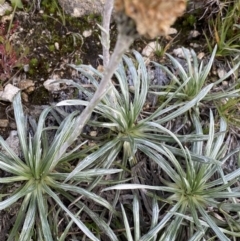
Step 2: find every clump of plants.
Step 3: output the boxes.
[205,0,240,57]
[0,92,120,240]
[216,97,240,127]
[104,111,240,240]
[1,0,240,240]
[150,45,240,104]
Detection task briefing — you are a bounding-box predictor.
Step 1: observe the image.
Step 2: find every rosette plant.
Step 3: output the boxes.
[57,50,213,182]
[0,92,120,241]
[150,45,240,102]
[103,111,240,241]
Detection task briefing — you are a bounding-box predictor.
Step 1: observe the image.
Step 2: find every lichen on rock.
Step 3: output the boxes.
[58,0,105,17]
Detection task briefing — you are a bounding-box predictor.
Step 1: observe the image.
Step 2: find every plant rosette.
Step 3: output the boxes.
[103,111,240,241]
[57,51,214,184]
[0,92,120,241]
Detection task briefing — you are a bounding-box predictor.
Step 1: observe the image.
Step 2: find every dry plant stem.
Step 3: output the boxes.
[102,0,114,67]
[64,34,134,147]
[101,0,117,112]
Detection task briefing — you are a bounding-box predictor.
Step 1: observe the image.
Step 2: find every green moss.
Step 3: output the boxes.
[41,0,57,11]
[30,86,50,105]
[28,69,35,76]
[48,44,55,52]
[42,14,48,21]
[183,14,196,27]
[29,58,38,67]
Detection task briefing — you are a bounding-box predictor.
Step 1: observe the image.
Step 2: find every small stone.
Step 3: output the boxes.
[21,92,29,102]
[217,68,227,79]
[173,47,191,59]
[0,84,20,102]
[23,64,29,72]
[142,41,161,57]
[222,81,228,87]
[58,0,104,17]
[190,43,200,48]
[55,42,59,50]
[90,131,97,137]
[1,14,12,23]
[18,79,35,93]
[88,141,96,147]
[5,130,21,156]
[43,79,60,92]
[83,30,92,38]
[189,30,200,38]
[26,86,35,94]
[0,119,9,128]
[197,52,205,60]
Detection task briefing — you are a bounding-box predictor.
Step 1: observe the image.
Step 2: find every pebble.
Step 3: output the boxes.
[5,130,21,157]
[189,30,200,38]
[54,42,59,50]
[0,84,20,102]
[142,41,161,57]
[197,52,205,60]
[222,81,228,87]
[173,47,191,59]
[0,119,9,128]
[43,79,61,92]
[83,30,92,38]
[217,68,227,79]
[18,79,35,93]
[58,0,104,18]
[90,131,97,137]
[21,92,29,102]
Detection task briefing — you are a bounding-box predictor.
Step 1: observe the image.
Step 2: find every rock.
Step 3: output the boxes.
[90,131,97,137]
[54,42,60,50]
[189,30,200,38]
[83,30,92,38]
[18,79,35,93]
[197,52,205,60]
[21,92,29,102]
[0,84,20,102]
[217,68,227,79]
[0,119,9,128]
[5,130,21,157]
[44,77,73,92]
[189,43,200,48]
[23,64,29,72]
[222,81,228,87]
[173,47,191,59]
[44,79,61,92]
[142,41,161,57]
[58,0,105,17]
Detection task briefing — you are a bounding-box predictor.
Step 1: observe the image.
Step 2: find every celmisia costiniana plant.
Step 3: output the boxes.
[103,111,240,241]
[0,92,120,241]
